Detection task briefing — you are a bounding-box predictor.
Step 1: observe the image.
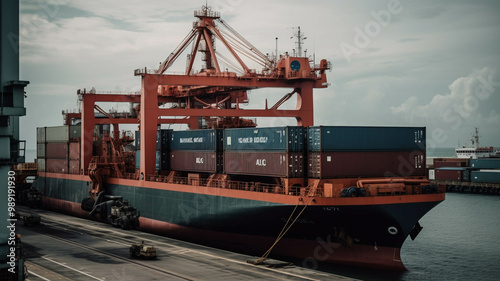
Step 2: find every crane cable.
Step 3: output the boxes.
[251,197,314,265]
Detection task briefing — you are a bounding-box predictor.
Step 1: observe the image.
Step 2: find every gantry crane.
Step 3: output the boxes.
[77,5,330,178]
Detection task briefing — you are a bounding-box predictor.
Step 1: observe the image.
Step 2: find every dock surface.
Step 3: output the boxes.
[18,207,355,281]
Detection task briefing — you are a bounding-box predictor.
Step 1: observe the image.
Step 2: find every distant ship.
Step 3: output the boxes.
[456,128,496,159]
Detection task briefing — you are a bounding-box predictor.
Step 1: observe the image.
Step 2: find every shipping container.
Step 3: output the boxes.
[434,161,463,168]
[46,159,68,173]
[69,141,80,160]
[69,159,80,174]
[224,126,305,151]
[171,150,219,173]
[224,151,304,178]
[135,131,140,149]
[471,170,500,183]
[155,150,170,171]
[45,125,69,142]
[171,129,223,151]
[69,124,81,140]
[435,169,462,181]
[37,127,46,143]
[135,150,140,169]
[37,158,45,172]
[308,151,425,178]
[428,169,435,180]
[432,158,469,168]
[157,129,171,150]
[307,126,425,152]
[37,143,45,158]
[45,142,69,159]
[470,158,500,169]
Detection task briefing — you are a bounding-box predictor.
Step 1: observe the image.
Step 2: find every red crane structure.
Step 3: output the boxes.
[77,5,330,178]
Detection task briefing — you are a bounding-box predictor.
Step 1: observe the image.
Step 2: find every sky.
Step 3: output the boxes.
[18,0,500,149]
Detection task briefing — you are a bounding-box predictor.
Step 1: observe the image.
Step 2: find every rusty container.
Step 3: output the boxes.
[46,159,68,173]
[37,143,45,158]
[224,151,304,178]
[435,168,463,181]
[69,159,80,174]
[45,142,69,159]
[37,158,46,172]
[170,151,220,173]
[69,141,80,160]
[308,151,426,178]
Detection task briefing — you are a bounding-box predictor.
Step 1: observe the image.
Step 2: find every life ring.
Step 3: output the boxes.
[388,226,398,235]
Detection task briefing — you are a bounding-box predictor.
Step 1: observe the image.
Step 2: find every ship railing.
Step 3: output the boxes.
[144,175,286,195]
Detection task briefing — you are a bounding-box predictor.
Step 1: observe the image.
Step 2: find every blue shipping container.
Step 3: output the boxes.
[471,170,500,183]
[135,150,140,169]
[171,129,222,151]
[469,158,500,169]
[224,126,305,151]
[135,131,140,149]
[308,126,425,152]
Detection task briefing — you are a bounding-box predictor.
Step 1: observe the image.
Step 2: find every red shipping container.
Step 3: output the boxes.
[433,161,462,168]
[308,151,425,178]
[170,151,220,173]
[224,151,304,178]
[69,141,80,160]
[46,159,68,173]
[435,169,462,181]
[45,142,68,159]
[69,159,80,174]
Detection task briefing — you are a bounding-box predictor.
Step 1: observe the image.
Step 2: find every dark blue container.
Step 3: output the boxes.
[135,150,140,169]
[471,170,500,183]
[307,126,425,152]
[224,126,305,151]
[135,131,140,149]
[156,129,172,150]
[171,129,223,151]
[469,159,500,169]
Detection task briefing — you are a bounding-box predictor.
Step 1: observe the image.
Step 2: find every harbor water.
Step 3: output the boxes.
[313,192,500,281]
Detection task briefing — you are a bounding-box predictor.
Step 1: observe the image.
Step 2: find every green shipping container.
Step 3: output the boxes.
[469,159,500,169]
[307,126,425,152]
[224,126,305,152]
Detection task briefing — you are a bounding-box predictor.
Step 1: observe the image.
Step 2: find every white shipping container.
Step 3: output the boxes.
[37,127,46,143]
[37,158,46,172]
[45,125,69,142]
[428,169,435,180]
[37,143,45,158]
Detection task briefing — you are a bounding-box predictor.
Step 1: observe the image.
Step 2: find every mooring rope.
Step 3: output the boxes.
[252,197,314,265]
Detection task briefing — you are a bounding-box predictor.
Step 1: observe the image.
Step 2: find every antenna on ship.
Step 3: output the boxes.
[291,26,307,57]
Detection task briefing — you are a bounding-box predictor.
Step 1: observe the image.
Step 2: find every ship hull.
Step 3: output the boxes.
[35,172,444,270]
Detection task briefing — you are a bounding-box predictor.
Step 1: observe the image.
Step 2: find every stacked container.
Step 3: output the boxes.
[307,126,426,178]
[37,125,81,174]
[170,129,223,173]
[156,129,171,171]
[223,127,305,178]
[135,131,140,169]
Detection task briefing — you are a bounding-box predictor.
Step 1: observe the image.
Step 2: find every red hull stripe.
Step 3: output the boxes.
[39,172,445,206]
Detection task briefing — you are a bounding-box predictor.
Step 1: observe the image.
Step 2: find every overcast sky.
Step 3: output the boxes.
[19,0,500,150]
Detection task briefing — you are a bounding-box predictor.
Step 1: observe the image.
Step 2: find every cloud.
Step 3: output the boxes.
[391,67,500,146]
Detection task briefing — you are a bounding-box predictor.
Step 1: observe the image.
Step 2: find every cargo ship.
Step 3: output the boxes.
[33,6,444,271]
